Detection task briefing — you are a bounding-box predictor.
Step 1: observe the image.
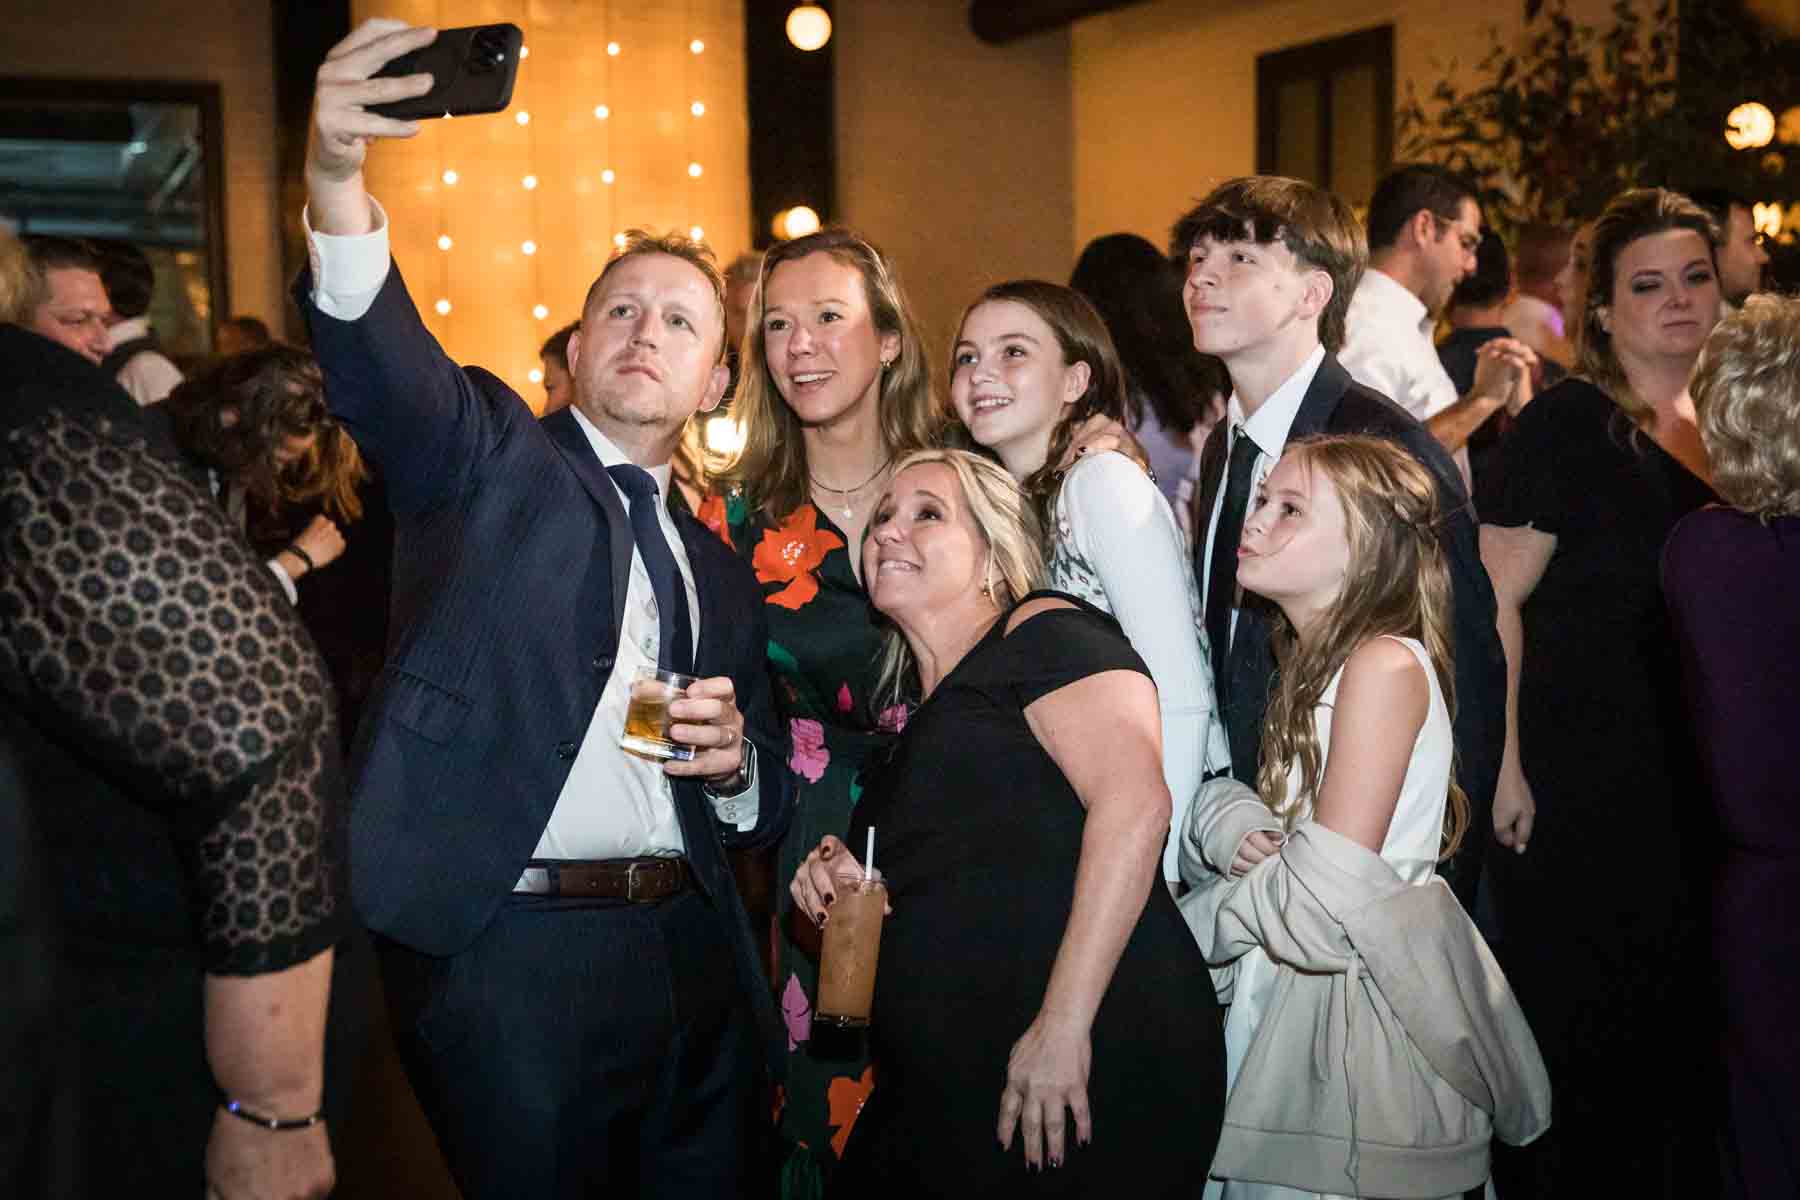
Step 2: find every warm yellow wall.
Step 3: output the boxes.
[0,0,282,326]
[353,1,750,399]
[834,0,1075,360]
[1070,0,1627,252]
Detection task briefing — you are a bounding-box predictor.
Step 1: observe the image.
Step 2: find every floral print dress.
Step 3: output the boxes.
[698,491,907,1194]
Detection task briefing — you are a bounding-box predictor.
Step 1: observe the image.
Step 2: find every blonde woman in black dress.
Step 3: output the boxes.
[791,449,1224,1196]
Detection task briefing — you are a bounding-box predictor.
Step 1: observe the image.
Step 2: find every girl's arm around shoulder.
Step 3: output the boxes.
[1312,638,1429,854]
[1060,449,1164,536]
[1061,452,1206,690]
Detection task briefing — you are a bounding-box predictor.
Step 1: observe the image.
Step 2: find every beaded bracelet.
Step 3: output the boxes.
[220,1096,324,1132]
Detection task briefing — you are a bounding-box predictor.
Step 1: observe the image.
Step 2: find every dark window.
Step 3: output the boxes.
[0,77,229,355]
[1257,27,1394,208]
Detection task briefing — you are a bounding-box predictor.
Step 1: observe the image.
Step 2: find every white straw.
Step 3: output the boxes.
[864,826,876,882]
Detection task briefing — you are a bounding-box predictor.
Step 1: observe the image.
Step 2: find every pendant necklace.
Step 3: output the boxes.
[810,455,894,523]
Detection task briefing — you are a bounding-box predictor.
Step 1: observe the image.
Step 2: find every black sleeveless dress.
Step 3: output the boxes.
[835,594,1225,1196]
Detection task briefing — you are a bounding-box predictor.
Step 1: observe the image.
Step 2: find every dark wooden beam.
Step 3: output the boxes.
[967,0,1150,45]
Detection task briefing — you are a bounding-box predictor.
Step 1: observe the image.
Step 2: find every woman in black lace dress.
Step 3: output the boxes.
[0,309,350,1197]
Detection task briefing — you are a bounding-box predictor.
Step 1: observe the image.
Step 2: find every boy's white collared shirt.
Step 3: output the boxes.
[1200,345,1326,651]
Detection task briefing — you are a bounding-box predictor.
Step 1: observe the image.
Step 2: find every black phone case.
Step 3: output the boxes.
[368,24,523,120]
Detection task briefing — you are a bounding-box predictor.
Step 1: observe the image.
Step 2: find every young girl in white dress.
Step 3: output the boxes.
[1199,434,1481,1199]
[950,280,1232,881]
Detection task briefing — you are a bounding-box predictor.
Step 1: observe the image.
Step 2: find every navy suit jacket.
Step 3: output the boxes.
[1193,354,1505,904]
[298,264,792,1062]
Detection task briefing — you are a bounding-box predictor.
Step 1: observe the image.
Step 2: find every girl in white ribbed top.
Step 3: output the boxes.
[949,279,1232,883]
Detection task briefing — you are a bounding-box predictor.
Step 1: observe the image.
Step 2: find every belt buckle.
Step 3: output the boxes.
[625,859,649,902]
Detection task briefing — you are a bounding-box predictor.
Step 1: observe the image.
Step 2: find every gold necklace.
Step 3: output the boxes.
[809,455,893,522]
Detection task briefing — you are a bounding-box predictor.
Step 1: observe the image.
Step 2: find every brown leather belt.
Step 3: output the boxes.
[516,857,693,902]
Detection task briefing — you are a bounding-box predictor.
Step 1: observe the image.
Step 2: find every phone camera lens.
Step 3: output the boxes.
[469,30,508,73]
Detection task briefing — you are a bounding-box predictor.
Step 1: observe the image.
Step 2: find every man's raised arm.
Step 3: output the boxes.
[305,20,436,237]
[297,19,510,517]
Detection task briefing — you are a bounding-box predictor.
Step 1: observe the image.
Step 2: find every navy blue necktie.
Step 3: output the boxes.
[607,464,694,674]
[1206,426,1259,695]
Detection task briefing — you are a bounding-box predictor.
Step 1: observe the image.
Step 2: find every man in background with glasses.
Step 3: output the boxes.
[1339,164,1538,476]
[1689,186,1771,311]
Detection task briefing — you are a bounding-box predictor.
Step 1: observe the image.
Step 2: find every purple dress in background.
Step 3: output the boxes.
[1662,508,1800,1199]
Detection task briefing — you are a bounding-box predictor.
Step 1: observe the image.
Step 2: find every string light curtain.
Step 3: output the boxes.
[351,0,751,410]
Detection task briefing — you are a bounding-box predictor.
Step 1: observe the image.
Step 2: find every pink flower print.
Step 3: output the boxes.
[789,718,830,783]
[876,703,910,735]
[836,683,853,714]
[781,972,812,1051]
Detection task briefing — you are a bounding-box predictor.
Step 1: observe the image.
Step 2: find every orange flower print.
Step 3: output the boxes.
[696,492,732,547]
[827,1067,875,1157]
[753,506,843,610]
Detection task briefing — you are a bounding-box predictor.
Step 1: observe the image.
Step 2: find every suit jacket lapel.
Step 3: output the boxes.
[542,409,634,635]
[1288,353,1353,442]
[673,513,721,675]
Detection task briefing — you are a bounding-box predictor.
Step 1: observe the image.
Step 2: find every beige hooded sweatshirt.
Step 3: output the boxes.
[1180,780,1551,1198]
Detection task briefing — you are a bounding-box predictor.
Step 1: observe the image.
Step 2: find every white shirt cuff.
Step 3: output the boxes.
[705,740,759,831]
[304,196,393,321]
[265,558,299,606]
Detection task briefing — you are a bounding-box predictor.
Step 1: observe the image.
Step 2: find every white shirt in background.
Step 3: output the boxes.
[1340,268,1471,486]
[106,315,183,406]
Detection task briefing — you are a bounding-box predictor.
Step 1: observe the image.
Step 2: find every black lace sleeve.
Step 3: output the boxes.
[0,407,348,975]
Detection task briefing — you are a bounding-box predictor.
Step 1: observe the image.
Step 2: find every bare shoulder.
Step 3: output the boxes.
[1005,595,1079,636]
[1338,637,1429,713]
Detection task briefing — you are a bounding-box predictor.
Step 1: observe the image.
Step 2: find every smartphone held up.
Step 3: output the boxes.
[370,23,523,121]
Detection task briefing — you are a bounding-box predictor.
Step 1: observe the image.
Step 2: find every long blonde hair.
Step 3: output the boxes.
[1254,436,1469,859]
[873,449,1045,705]
[725,228,944,519]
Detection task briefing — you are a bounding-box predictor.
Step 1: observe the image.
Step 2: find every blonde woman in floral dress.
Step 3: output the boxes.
[704,228,941,1195]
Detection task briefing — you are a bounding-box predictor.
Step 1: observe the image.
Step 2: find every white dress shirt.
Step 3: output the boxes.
[1200,346,1326,652]
[1340,267,1471,484]
[303,201,756,874]
[1339,268,1459,425]
[106,315,183,406]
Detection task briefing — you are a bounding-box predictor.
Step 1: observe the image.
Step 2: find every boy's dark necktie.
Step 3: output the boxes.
[1206,427,1259,692]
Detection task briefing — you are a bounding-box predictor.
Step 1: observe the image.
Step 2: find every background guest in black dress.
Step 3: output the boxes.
[791,448,1225,1196]
[1664,294,1800,1200]
[1,267,349,1196]
[1477,188,1722,1199]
